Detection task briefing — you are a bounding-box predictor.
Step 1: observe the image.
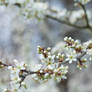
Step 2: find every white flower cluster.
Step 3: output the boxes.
[69,10,85,24]
[0,0,48,20]
[83,39,92,59]
[74,0,91,4]
[0,0,91,24]
[37,37,92,72]
[0,37,92,92]
[64,37,92,69]
[35,46,68,82]
[52,8,91,24]
[21,1,48,20]
[4,59,27,92]
[0,0,26,5]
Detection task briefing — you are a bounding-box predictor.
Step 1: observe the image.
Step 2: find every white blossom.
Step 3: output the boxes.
[87,49,92,55]
[65,51,77,64]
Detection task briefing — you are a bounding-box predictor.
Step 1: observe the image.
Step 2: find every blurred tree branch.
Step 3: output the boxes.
[4,1,92,31]
[45,2,92,31]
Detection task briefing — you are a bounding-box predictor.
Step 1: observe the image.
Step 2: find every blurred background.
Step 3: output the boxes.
[0,0,92,92]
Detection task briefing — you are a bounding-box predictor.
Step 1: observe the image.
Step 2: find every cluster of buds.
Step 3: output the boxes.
[64,37,82,52]
[37,46,55,64]
[31,64,68,82]
[64,37,92,69]
[36,46,68,82]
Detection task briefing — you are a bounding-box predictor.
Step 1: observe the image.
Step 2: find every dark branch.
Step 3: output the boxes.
[46,14,89,29]
[45,2,92,31]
